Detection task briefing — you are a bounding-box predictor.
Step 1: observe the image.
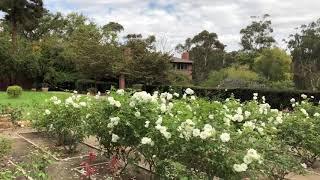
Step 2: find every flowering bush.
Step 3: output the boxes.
[84,89,304,178]
[32,93,91,152]
[36,89,316,178]
[278,95,320,166]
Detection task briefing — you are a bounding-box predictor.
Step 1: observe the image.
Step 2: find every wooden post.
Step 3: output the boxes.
[119,74,125,89]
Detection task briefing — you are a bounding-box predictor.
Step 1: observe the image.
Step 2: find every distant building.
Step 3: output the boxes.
[170,52,193,79]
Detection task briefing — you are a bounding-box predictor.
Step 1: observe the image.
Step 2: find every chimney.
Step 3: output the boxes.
[181,51,189,60]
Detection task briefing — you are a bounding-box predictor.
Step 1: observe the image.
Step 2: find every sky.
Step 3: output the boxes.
[2,0,320,53]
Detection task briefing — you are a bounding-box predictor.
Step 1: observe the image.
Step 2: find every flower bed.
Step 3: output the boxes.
[31,88,320,179]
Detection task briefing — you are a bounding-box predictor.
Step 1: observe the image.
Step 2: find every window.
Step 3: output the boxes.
[176,63,188,70]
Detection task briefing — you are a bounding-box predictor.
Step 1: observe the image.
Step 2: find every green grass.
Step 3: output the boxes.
[0,91,70,113]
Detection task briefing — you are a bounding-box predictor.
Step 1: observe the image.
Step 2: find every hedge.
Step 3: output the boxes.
[143,85,320,109]
[75,79,116,93]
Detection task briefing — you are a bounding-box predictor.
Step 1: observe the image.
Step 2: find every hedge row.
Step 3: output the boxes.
[143,85,320,109]
[75,79,116,93]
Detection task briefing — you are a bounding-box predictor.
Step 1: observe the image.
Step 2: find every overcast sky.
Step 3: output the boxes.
[2,0,320,52]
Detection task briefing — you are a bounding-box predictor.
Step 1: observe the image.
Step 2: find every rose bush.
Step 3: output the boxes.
[35,88,317,179]
[278,95,320,166]
[85,89,303,179]
[32,93,91,152]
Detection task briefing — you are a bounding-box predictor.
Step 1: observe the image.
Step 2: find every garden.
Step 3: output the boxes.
[1,86,320,179]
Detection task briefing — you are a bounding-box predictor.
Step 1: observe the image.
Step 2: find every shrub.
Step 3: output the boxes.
[278,95,320,166]
[86,90,303,179]
[6,85,22,98]
[168,71,192,86]
[202,67,260,88]
[143,85,320,109]
[87,87,98,95]
[32,93,91,153]
[76,79,113,93]
[0,136,11,159]
[37,89,319,179]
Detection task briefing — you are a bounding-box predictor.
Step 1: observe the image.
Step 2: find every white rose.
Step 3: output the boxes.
[135,111,141,118]
[45,109,51,115]
[192,129,200,137]
[220,133,230,142]
[233,163,248,172]
[141,137,153,146]
[111,134,120,142]
[185,88,194,95]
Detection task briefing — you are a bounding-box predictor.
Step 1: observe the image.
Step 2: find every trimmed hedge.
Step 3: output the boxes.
[143,85,320,109]
[75,79,115,93]
[6,85,23,98]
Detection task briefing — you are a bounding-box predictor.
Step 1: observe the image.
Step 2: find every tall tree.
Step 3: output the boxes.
[288,18,320,90]
[0,0,44,50]
[191,30,225,66]
[102,22,124,44]
[121,34,171,85]
[177,30,225,83]
[240,14,275,52]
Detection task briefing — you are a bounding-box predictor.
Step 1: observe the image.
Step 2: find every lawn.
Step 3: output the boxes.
[0,91,70,113]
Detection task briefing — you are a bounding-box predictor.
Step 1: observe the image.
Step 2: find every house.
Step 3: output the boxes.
[171,52,193,79]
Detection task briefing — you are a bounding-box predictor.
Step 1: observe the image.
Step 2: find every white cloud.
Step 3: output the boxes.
[3,0,320,52]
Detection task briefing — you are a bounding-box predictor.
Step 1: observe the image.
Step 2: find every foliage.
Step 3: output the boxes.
[20,150,53,180]
[31,93,90,153]
[201,70,227,87]
[202,67,259,88]
[143,85,320,109]
[6,85,23,98]
[0,0,44,49]
[234,51,259,70]
[278,95,320,166]
[287,18,320,90]
[267,80,295,90]
[177,30,225,83]
[75,79,113,93]
[0,170,17,180]
[57,90,305,178]
[168,71,192,86]
[240,14,275,52]
[254,48,292,81]
[35,88,320,178]
[0,136,11,159]
[0,105,22,123]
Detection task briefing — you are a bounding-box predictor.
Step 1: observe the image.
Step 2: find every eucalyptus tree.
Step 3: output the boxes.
[240,14,275,52]
[287,18,320,90]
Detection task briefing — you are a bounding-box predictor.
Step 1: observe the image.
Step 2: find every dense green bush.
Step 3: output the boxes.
[278,95,320,166]
[168,71,192,86]
[36,89,320,178]
[6,85,23,98]
[84,90,303,179]
[143,85,320,109]
[76,79,113,93]
[202,67,260,88]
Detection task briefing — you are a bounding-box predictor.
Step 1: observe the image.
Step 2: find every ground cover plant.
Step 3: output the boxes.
[29,88,320,179]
